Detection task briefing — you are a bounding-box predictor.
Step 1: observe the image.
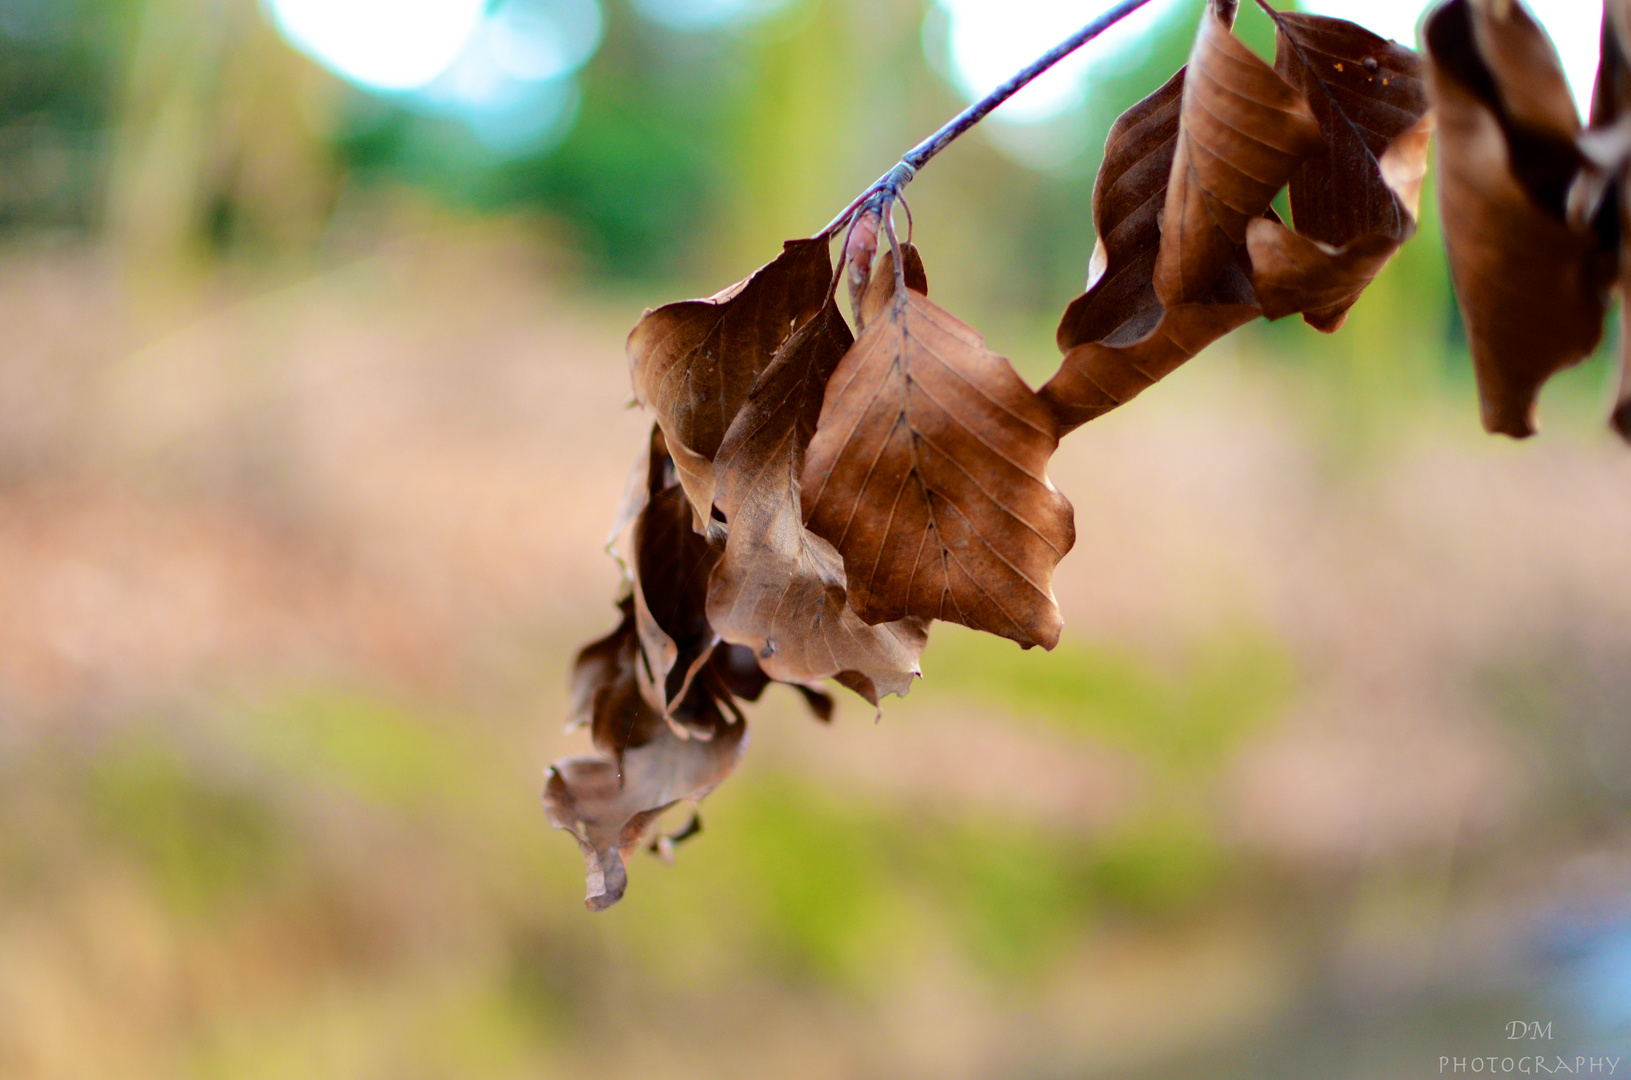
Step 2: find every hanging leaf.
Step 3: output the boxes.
[632,481,721,716]
[628,237,834,523]
[1424,0,1613,438]
[544,634,745,911]
[546,598,748,910]
[708,278,930,703]
[1153,5,1324,306]
[1040,67,1261,434]
[567,597,638,731]
[801,265,1075,649]
[603,425,671,583]
[1244,5,1432,330]
[1587,0,1631,440]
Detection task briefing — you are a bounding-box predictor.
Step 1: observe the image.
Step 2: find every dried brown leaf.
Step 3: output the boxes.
[545,687,744,912]
[1244,226,1402,329]
[1057,68,1188,354]
[1425,0,1612,438]
[567,597,637,731]
[801,278,1075,649]
[628,237,834,522]
[1271,8,1429,246]
[1043,294,1261,432]
[546,598,748,910]
[1041,66,1261,434]
[632,482,721,714]
[1588,0,1631,441]
[708,293,930,702]
[1244,6,1432,330]
[1154,7,1324,306]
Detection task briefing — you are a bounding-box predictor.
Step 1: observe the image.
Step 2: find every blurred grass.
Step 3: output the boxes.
[914,624,1295,773]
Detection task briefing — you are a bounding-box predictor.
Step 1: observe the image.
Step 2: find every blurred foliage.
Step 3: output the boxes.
[0,0,134,229]
[85,734,294,917]
[916,623,1296,774]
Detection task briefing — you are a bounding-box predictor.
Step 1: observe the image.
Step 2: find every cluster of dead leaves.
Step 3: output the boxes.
[545,0,1629,910]
[1042,0,1433,431]
[547,220,1074,908]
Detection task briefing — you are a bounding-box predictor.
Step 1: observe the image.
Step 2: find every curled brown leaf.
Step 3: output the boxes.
[632,482,721,715]
[1154,7,1324,307]
[545,691,744,912]
[628,237,834,521]
[1425,0,1612,438]
[1040,67,1261,434]
[567,597,637,731]
[1044,290,1261,432]
[545,599,748,910]
[1244,6,1432,330]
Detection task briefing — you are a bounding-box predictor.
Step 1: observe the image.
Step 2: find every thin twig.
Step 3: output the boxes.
[821,0,1165,236]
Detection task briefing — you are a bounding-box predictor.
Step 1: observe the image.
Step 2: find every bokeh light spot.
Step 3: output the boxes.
[266,0,604,156]
[928,0,1188,126]
[265,0,489,91]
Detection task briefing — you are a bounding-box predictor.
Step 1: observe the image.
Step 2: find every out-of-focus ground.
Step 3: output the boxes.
[4,0,1631,1075]
[3,220,1630,1080]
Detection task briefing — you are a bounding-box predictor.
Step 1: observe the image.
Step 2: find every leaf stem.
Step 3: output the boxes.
[822,0,1166,235]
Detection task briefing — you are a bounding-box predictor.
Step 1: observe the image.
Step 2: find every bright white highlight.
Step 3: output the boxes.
[1299,0,1600,117]
[930,0,1188,124]
[266,0,488,91]
[489,0,603,82]
[266,0,604,156]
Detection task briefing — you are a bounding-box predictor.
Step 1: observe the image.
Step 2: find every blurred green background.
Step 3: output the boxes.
[2,1,1630,1077]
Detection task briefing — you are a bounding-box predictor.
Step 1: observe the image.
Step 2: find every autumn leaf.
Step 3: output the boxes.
[632,481,721,715]
[567,597,638,731]
[1587,0,1631,440]
[1039,67,1261,433]
[1042,273,1261,434]
[1153,4,1324,307]
[1245,5,1432,330]
[603,425,671,584]
[801,267,1074,650]
[551,685,746,913]
[628,237,834,523]
[1425,0,1613,438]
[707,280,929,704]
[546,596,748,910]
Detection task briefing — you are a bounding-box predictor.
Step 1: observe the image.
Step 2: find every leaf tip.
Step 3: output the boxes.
[1611,400,1631,443]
